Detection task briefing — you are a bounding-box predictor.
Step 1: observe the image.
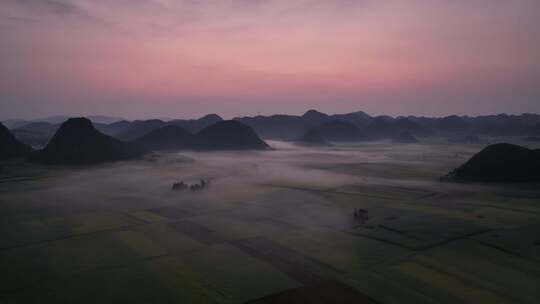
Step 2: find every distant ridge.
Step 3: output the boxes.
[447,134,480,144]
[302,109,329,123]
[306,120,365,142]
[116,119,168,141]
[362,117,399,140]
[296,129,330,146]
[5,111,540,145]
[238,111,540,141]
[196,114,223,124]
[169,113,223,133]
[0,122,34,160]
[11,122,60,148]
[116,114,224,141]
[28,118,148,164]
[134,125,195,150]
[4,115,124,126]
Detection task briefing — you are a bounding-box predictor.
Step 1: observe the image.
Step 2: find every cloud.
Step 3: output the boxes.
[13,0,85,16]
[4,0,114,28]
[1,0,539,119]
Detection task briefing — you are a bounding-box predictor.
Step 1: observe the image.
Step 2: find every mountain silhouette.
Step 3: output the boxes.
[14,122,59,135]
[134,125,195,150]
[11,122,60,147]
[447,134,480,144]
[303,120,365,142]
[235,114,306,140]
[392,117,434,137]
[0,122,34,160]
[7,111,540,146]
[28,118,148,164]
[302,109,329,123]
[116,119,168,141]
[446,143,540,182]
[331,111,372,128]
[296,129,330,146]
[95,120,132,136]
[196,114,223,125]
[529,123,540,135]
[194,120,269,150]
[363,117,399,139]
[433,115,472,133]
[169,114,223,133]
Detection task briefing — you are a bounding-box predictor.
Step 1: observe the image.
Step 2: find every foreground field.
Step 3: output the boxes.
[1,141,539,303]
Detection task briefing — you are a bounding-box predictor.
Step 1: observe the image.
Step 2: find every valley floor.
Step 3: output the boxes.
[1,141,540,303]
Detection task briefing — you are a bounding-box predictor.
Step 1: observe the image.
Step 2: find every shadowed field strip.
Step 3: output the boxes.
[269,183,540,217]
[397,262,515,304]
[0,221,146,252]
[0,207,196,252]
[166,218,375,303]
[231,237,342,286]
[350,228,493,251]
[0,176,47,183]
[0,253,173,295]
[170,220,224,245]
[465,203,540,216]
[147,206,195,220]
[263,184,402,200]
[169,218,343,282]
[245,280,378,304]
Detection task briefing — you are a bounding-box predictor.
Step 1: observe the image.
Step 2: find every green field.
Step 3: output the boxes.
[1,141,539,303]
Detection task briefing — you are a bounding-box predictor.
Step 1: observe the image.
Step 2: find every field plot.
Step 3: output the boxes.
[1,142,539,303]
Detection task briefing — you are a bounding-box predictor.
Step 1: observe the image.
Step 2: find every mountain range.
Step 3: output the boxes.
[28,118,148,164]
[4,111,540,148]
[3,115,540,182]
[135,120,269,151]
[236,111,540,141]
[2,117,269,165]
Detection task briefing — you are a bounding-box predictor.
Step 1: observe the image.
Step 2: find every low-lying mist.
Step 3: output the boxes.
[3,140,524,218]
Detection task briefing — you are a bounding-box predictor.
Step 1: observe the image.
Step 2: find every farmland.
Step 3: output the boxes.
[1,141,539,303]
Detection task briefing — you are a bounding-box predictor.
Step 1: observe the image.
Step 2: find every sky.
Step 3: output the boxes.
[1,0,540,120]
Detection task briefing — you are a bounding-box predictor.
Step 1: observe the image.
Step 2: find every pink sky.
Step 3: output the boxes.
[1,0,539,119]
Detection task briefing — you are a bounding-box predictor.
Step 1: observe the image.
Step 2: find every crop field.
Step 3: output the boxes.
[1,141,539,303]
